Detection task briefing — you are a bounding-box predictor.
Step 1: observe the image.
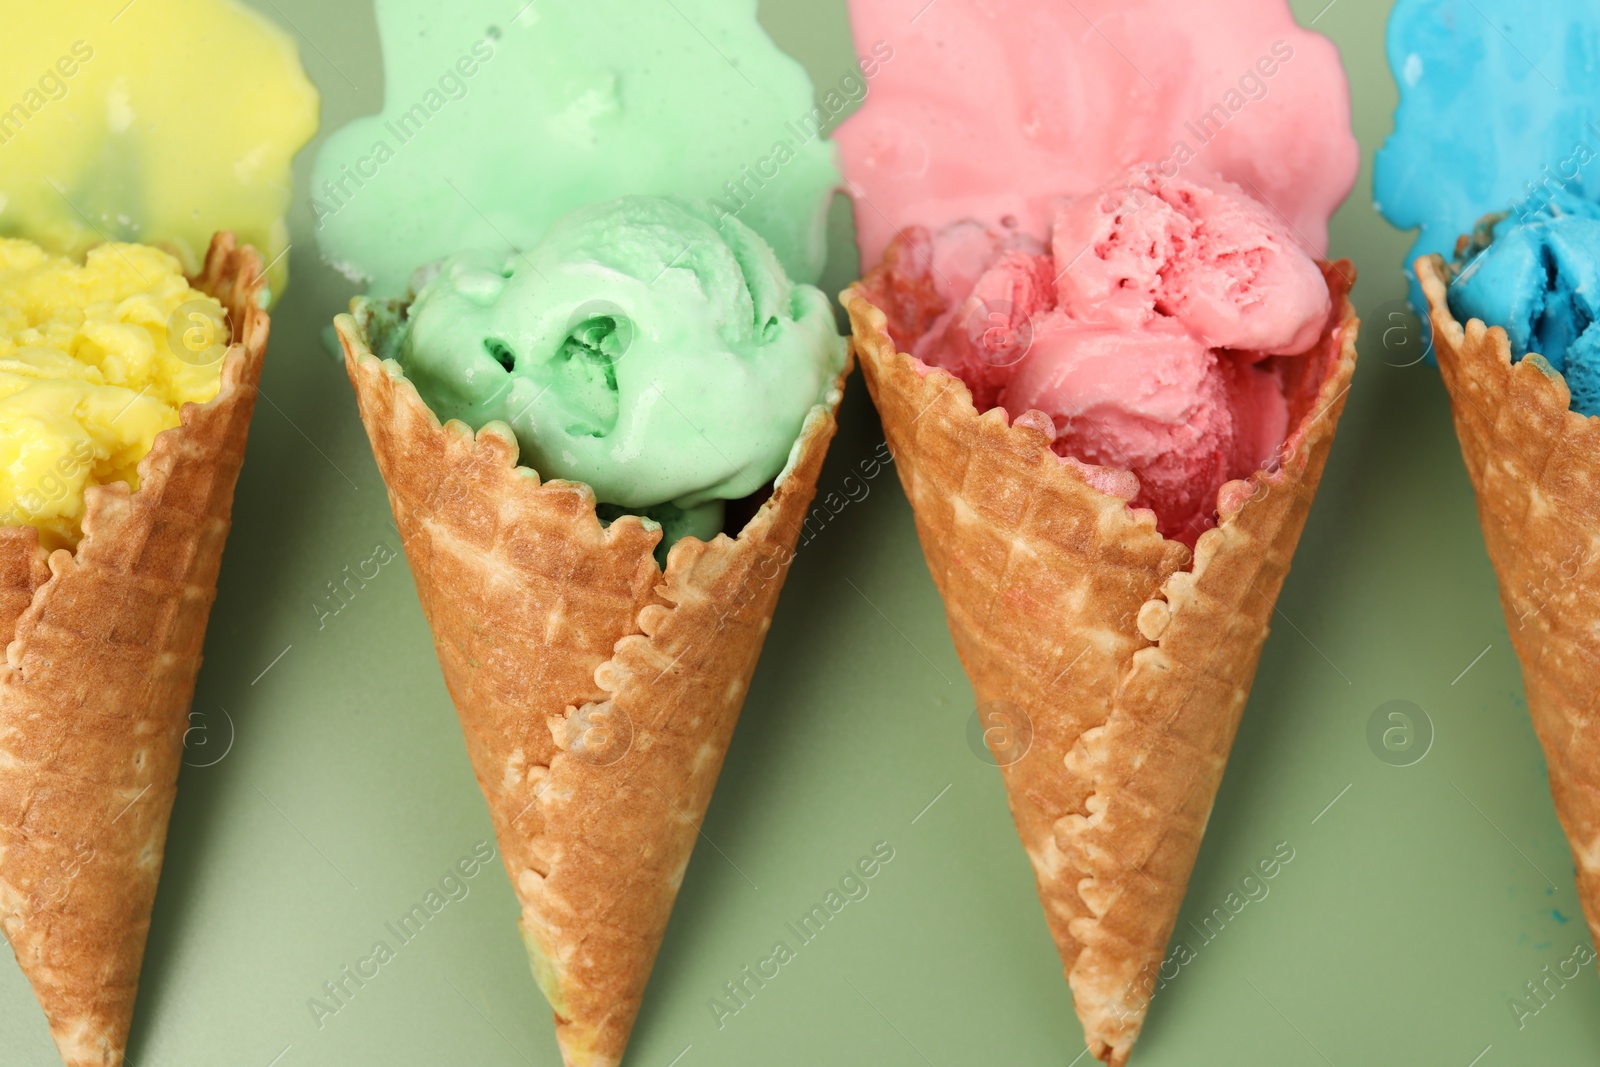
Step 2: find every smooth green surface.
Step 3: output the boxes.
[3,1,1597,1064]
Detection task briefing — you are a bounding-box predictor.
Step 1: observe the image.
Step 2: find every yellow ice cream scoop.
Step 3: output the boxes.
[0,0,319,298]
[0,237,228,550]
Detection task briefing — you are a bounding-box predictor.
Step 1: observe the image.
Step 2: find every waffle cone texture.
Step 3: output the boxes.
[1421,253,1600,956]
[337,304,848,1067]
[841,256,1359,1065]
[0,233,269,1067]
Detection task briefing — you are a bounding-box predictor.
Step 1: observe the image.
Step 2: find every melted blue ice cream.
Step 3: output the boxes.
[1374,0,1600,317]
[1376,0,1600,412]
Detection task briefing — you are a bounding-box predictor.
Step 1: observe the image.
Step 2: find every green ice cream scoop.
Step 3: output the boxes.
[383,196,846,551]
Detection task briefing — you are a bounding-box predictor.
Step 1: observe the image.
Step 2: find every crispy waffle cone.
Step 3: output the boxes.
[0,233,269,1067]
[1420,253,1600,955]
[337,304,848,1067]
[841,256,1359,1065]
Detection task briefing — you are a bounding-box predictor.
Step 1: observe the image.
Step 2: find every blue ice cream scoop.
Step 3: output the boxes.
[1448,191,1600,414]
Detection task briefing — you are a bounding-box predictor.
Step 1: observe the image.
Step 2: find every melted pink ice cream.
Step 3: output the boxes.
[836,0,1358,267]
[841,0,1356,546]
[900,165,1331,544]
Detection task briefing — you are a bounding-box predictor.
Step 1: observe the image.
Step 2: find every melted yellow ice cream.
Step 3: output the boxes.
[0,0,318,298]
[0,238,228,549]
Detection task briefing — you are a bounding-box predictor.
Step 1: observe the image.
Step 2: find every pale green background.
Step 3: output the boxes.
[4,0,1597,1064]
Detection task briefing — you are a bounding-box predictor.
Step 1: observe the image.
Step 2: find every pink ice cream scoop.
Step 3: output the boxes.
[901,165,1332,544]
[836,0,1358,267]
[1049,171,1331,354]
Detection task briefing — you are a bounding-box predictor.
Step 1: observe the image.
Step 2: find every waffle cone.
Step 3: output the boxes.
[0,233,269,1067]
[1420,253,1600,954]
[841,256,1359,1065]
[337,304,848,1067]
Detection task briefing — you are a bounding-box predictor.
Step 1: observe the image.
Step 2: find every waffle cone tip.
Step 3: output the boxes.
[556,1024,623,1067]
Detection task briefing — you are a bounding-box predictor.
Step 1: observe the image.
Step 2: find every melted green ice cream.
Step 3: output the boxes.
[311,0,840,295]
[382,196,845,555]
